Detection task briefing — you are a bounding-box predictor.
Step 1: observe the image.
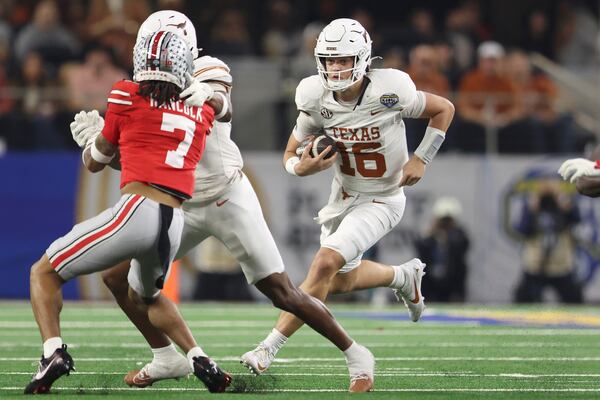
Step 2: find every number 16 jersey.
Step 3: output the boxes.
[101,80,215,198]
[293,69,426,196]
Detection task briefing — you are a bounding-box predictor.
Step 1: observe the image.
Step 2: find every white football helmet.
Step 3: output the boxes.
[314,18,372,91]
[137,10,199,59]
[133,31,192,90]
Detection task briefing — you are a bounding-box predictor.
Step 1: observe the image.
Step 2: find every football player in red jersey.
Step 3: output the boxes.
[25,32,231,394]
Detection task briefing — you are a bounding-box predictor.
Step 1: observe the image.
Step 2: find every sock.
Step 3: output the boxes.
[151,343,180,364]
[262,328,287,353]
[186,346,208,367]
[388,265,406,289]
[43,337,63,358]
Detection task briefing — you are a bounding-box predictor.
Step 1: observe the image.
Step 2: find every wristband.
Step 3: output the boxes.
[285,156,300,176]
[595,160,600,169]
[414,126,445,164]
[213,92,229,120]
[91,141,115,164]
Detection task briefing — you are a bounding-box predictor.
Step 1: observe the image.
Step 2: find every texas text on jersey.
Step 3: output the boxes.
[102,80,215,199]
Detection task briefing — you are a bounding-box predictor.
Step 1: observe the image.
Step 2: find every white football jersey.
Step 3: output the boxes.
[293,69,426,195]
[190,56,243,202]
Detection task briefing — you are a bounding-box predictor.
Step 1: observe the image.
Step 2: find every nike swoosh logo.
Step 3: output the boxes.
[410,277,420,304]
[256,362,267,373]
[216,199,229,207]
[35,358,57,380]
[370,110,382,115]
[132,370,154,386]
[372,199,386,204]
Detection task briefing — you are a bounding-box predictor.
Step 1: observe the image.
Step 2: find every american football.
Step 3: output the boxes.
[297,134,338,159]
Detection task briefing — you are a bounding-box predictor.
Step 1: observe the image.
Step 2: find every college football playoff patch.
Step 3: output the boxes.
[380,93,399,108]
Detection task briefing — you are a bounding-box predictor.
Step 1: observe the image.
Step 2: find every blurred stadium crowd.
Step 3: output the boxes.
[0,0,598,153]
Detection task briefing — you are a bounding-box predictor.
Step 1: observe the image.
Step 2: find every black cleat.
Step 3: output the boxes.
[192,356,232,393]
[24,344,75,394]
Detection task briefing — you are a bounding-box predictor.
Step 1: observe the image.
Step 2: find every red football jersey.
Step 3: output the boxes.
[101,80,214,198]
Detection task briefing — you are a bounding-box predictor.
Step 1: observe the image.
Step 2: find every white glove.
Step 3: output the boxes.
[70,110,104,148]
[180,72,214,107]
[558,158,600,183]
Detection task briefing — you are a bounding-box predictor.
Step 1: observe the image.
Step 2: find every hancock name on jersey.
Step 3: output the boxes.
[329,126,380,141]
[149,98,204,123]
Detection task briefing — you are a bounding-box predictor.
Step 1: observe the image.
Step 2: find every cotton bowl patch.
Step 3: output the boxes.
[380,93,399,108]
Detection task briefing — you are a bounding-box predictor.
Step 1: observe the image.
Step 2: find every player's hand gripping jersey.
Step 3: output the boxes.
[102,80,215,198]
[293,69,426,195]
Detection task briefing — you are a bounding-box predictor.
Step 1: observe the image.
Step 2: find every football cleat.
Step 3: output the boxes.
[24,344,75,394]
[346,344,375,393]
[393,258,426,322]
[124,354,191,388]
[192,356,232,393]
[240,343,275,375]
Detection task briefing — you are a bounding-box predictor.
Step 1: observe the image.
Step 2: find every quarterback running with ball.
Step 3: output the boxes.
[240,19,455,390]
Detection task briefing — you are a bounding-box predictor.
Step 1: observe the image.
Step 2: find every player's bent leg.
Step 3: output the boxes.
[102,261,173,349]
[242,250,355,376]
[30,255,65,341]
[26,255,75,394]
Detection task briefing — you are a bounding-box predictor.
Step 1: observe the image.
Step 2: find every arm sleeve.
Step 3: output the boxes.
[400,90,427,119]
[292,111,322,141]
[101,106,123,145]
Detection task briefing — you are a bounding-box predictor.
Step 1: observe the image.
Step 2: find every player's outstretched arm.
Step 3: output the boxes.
[401,93,454,187]
[83,134,117,173]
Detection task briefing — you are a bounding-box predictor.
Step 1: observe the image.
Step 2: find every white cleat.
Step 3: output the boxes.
[393,258,426,322]
[346,344,375,393]
[124,354,191,388]
[240,343,275,375]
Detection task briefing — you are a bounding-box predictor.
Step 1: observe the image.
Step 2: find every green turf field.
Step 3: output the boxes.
[2,302,600,399]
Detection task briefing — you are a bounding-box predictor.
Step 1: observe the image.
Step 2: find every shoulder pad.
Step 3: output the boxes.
[193,56,232,86]
[107,80,136,107]
[369,69,416,108]
[295,75,324,113]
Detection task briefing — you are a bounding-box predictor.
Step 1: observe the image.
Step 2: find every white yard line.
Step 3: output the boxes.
[2,386,600,392]
[1,327,600,336]
[3,356,600,362]
[0,341,596,348]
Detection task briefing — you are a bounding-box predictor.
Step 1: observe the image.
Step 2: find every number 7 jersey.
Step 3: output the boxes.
[293,69,426,195]
[101,80,215,198]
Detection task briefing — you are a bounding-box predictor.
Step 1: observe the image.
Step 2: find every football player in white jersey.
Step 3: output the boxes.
[71,11,375,392]
[240,18,455,384]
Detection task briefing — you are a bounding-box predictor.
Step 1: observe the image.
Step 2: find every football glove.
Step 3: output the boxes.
[70,110,104,148]
[558,158,600,183]
[181,73,214,108]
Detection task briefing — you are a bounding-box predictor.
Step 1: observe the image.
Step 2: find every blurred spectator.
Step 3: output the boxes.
[381,47,405,70]
[433,37,462,90]
[262,0,301,58]
[514,179,583,303]
[406,44,450,96]
[12,52,65,149]
[85,0,149,70]
[456,41,542,153]
[60,43,128,113]
[181,237,253,301]
[556,0,600,75]
[445,0,490,71]
[208,8,254,56]
[416,197,470,302]
[14,0,80,76]
[405,44,450,149]
[505,50,575,153]
[288,22,324,83]
[520,8,555,60]
[394,8,436,51]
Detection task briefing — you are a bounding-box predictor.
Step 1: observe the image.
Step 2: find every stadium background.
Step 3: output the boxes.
[0,0,599,305]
